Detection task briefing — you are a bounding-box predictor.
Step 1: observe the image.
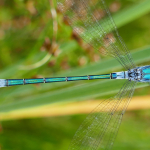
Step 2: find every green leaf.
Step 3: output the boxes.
[0,46,150,112]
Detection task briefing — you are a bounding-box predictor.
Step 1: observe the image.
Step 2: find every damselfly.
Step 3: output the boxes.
[0,0,150,150]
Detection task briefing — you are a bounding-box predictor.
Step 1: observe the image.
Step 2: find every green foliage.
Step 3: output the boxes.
[0,47,150,112]
[1,111,150,150]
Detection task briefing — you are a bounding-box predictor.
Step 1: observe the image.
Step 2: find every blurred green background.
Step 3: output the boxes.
[0,0,150,149]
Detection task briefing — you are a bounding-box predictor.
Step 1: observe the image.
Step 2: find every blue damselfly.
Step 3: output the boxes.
[0,0,150,150]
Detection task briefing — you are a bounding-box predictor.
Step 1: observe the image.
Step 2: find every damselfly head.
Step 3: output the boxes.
[128,66,150,82]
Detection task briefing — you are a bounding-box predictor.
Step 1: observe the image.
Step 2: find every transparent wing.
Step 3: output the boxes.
[57,0,136,70]
[68,80,136,150]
